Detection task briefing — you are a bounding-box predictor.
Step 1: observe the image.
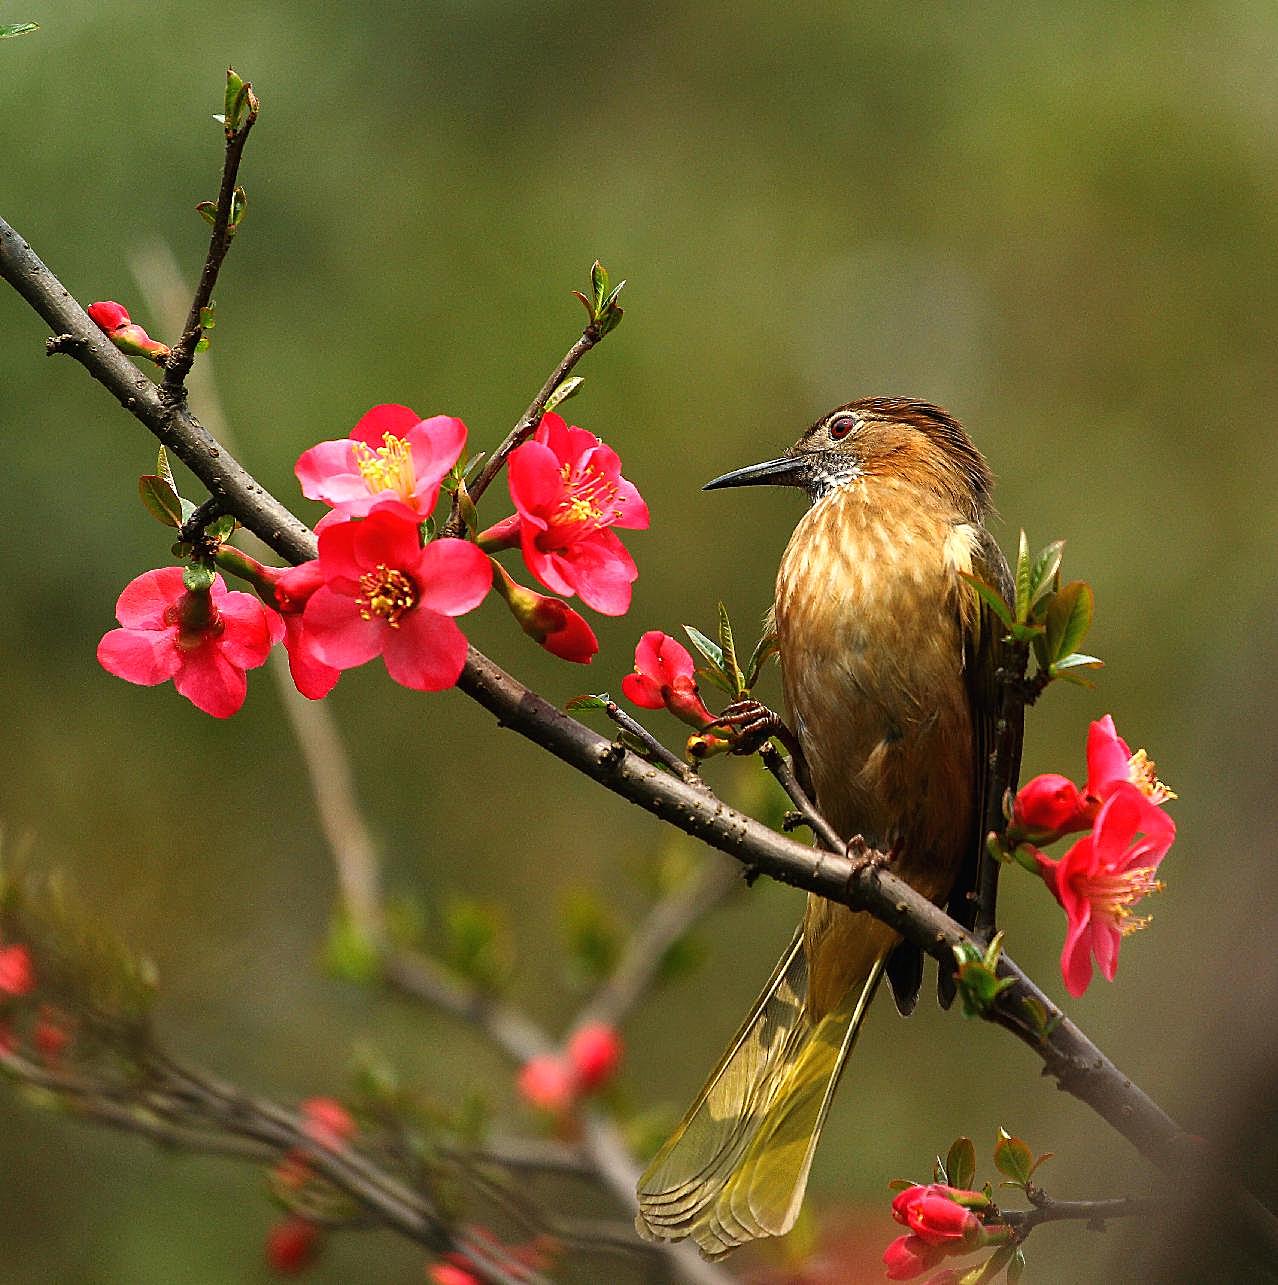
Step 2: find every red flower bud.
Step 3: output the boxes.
[1010,773,1089,841]
[87,300,131,330]
[517,1055,577,1113]
[566,1023,622,1091]
[429,1262,481,1285]
[492,562,598,663]
[883,1233,946,1280]
[300,1096,356,1150]
[622,631,716,728]
[0,944,35,996]
[890,1185,981,1246]
[86,300,170,361]
[265,1217,320,1276]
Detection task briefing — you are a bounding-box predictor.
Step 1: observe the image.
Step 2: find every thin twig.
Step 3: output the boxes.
[759,743,843,852]
[163,80,259,390]
[604,700,711,792]
[440,326,599,537]
[1002,1191,1165,1234]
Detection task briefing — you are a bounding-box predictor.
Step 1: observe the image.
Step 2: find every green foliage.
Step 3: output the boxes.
[441,897,512,993]
[559,887,622,986]
[0,21,37,38]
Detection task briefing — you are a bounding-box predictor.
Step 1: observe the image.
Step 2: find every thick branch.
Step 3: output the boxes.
[4,216,1277,1257]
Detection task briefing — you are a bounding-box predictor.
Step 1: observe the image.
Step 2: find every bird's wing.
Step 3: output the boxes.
[937,526,1024,1006]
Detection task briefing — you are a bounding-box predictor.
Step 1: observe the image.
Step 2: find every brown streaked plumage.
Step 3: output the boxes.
[636,398,1021,1260]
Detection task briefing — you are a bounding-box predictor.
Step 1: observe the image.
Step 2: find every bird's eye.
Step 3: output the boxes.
[827,415,856,441]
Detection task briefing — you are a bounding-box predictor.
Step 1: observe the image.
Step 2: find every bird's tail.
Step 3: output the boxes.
[635,930,886,1260]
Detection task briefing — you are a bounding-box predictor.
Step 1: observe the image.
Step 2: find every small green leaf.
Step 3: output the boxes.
[953,952,1015,1018]
[933,1154,949,1185]
[591,260,610,313]
[1028,1150,1055,1179]
[443,898,512,993]
[544,375,584,413]
[696,665,738,697]
[183,563,216,593]
[206,513,237,544]
[717,602,744,694]
[744,629,779,689]
[194,336,211,353]
[224,69,246,127]
[1014,530,1032,623]
[156,445,177,489]
[195,200,218,226]
[683,624,725,671]
[199,303,216,330]
[887,1177,915,1192]
[323,910,381,984]
[0,22,39,37]
[1028,539,1065,614]
[228,185,247,233]
[456,482,478,538]
[461,451,487,484]
[565,693,610,712]
[1008,620,1045,643]
[960,573,1016,630]
[1007,1246,1027,1283]
[993,1128,1034,1186]
[946,1136,977,1191]
[138,475,184,528]
[971,1244,1016,1283]
[1050,651,1103,675]
[561,888,622,986]
[1044,581,1093,662]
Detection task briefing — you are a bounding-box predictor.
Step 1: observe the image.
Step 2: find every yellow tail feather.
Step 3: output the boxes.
[635,932,886,1260]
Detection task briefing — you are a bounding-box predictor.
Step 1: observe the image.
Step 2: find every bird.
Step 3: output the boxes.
[634,397,1022,1260]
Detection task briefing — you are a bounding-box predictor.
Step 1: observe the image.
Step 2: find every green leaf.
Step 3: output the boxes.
[960,572,1016,629]
[595,298,625,337]
[1050,652,1103,674]
[1008,620,1046,643]
[560,888,622,986]
[200,303,216,331]
[887,1177,916,1192]
[206,513,237,544]
[544,375,584,413]
[993,1128,1034,1186]
[138,475,184,528]
[195,200,217,226]
[1007,1246,1027,1283]
[182,563,216,593]
[0,22,39,37]
[696,665,738,697]
[1014,529,1032,622]
[224,69,246,127]
[1044,580,1093,662]
[1028,1150,1055,1179]
[565,693,610,712]
[953,952,1015,1018]
[591,260,610,313]
[156,445,177,489]
[970,1244,1016,1283]
[443,898,512,993]
[683,624,725,671]
[946,1136,977,1191]
[228,185,247,233]
[1028,539,1065,614]
[717,602,744,694]
[323,910,381,984]
[461,451,487,484]
[744,629,779,689]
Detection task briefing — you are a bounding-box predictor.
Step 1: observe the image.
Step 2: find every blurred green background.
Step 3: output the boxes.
[3,2,1277,1280]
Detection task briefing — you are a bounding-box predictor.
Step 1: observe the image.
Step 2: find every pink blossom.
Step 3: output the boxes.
[300,1097,356,1150]
[97,568,283,718]
[517,1055,577,1114]
[295,403,467,524]
[86,299,171,361]
[267,561,341,699]
[0,944,34,997]
[1036,785,1173,996]
[883,1234,947,1280]
[491,562,597,663]
[302,510,490,692]
[890,1186,981,1246]
[265,1217,320,1276]
[567,1023,622,1091]
[621,631,715,728]
[494,412,648,615]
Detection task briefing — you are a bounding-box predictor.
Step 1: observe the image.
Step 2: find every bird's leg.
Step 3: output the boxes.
[844,834,895,874]
[716,699,812,789]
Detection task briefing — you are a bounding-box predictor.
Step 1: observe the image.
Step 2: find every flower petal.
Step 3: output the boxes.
[114,567,188,629]
[174,648,248,718]
[622,671,664,709]
[352,508,423,573]
[557,531,636,616]
[295,440,364,506]
[349,403,422,447]
[283,616,341,699]
[406,415,467,488]
[381,609,468,691]
[216,592,284,668]
[414,539,492,616]
[1086,715,1132,798]
[508,440,566,518]
[304,587,385,669]
[97,628,181,685]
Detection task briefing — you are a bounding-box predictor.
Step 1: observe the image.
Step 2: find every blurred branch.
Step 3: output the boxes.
[4,214,1278,1260]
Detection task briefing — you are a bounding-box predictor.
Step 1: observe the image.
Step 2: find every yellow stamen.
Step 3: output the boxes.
[1127,749,1176,803]
[356,564,417,627]
[352,434,416,499]
[1090,868,1165,936]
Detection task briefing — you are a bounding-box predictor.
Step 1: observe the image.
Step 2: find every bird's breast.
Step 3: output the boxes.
[774,478,976,890]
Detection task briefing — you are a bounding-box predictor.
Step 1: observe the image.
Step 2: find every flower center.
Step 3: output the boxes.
[356,564,417,627]
[1127,749,1176,804]
[551,462,624,542]
[1089,867,1165,936]
[352,434,416,500]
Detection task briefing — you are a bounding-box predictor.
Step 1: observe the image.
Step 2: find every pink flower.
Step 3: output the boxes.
[0,944,34,997]
[517,1055,577,1113]
[1011,715,1174,843]
[491,562,597,663]
[883,1234,947,1280]
[494,411,648,615]
[429,1264,480,1285]
[1035,786,1173,997]
[890,1187,981,1247]
[300,1097,356,1150]
[295,404,466,524]
[86,299,171,362]
[302,510,490,692]
[567,1023,622,1090]
[265,1217,320,1276]
[97,568,283,718]
[267,561,341,699]
[621,631,715,728]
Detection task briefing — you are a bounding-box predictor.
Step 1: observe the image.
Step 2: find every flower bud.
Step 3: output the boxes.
[492,562,597,663]
[567,1023,622,1091]
[86,299,170,362]
[517,1055,576,1113]
[0,944,35,996]
[265,1217,320,1276]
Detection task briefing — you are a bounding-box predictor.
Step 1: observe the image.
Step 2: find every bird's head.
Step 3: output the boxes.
[704,397,993,521]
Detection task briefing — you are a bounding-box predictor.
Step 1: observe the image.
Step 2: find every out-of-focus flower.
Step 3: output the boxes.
[266,1217,320,1276]
[621,631,715,728]
[97,567,282,717]
[295,404,466,525]
[86,299,171,362]
[566,1023,622,1090]
[1011,716,1175,845]
[300,1096,356,1150]
[516,1055,576,1114]
[890,1186,982,1246]
[491,562,597,663]
[1035,787,1172,997]
[883,1234,947,1281]
[0,944,34,997]
[34,1007,71,1065]
[483,412,648,616]
[302,510,490,692]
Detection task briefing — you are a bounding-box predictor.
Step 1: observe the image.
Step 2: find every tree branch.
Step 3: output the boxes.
[4,214,1277,1259]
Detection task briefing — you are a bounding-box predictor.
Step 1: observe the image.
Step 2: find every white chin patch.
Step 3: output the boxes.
[806,465,862,500]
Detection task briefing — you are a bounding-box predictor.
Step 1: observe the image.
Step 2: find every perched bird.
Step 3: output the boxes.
[635,397,1021,1260]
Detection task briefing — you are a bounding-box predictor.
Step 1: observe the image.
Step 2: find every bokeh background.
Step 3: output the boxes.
[3,3,1277,1281]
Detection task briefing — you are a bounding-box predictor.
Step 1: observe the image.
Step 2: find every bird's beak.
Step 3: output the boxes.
[703,453,807,491]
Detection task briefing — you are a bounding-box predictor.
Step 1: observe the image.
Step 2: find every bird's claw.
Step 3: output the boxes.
[844,835,893,875]
[715,699,787,756]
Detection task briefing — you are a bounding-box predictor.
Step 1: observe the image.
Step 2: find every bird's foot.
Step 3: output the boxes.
[844,835,894,875]
[715,699,797,758]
